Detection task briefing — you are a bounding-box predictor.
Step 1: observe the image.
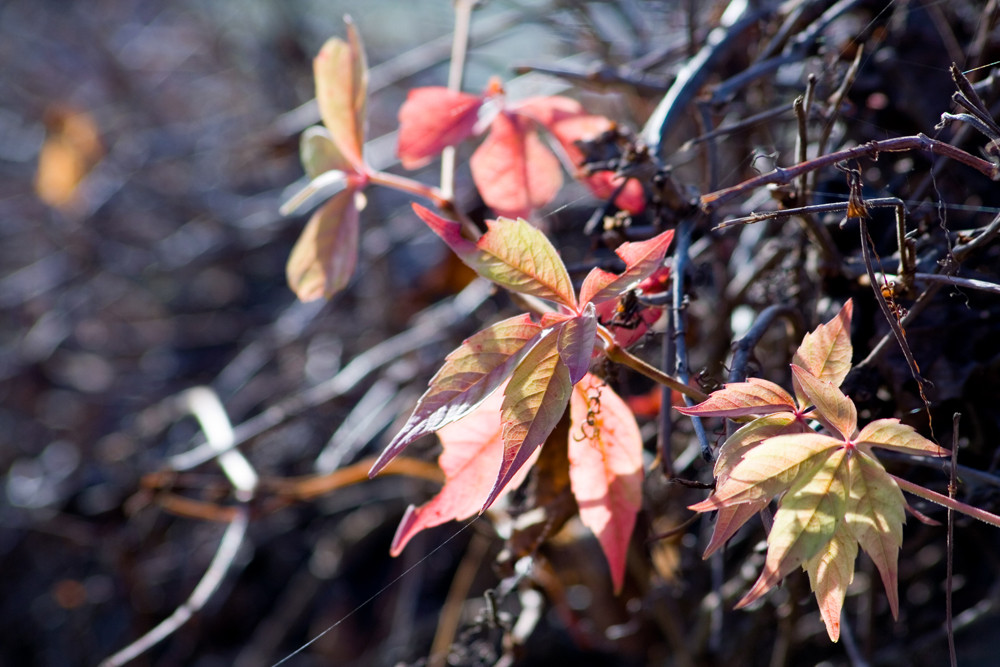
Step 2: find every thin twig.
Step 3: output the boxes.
[946,413,961,667]
[440,0,478,203]
[701,134,1000,211]
[100,387,254,667]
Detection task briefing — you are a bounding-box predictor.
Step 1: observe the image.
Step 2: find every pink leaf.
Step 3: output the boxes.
[675,378,797,419]
[804,521,858,641]
[470,110,563,219]
[487,331,574,511]
[313,19,368,172]
[790,365,857,439]
[702,501,768,558]
[286,188,359,301]
[370,314,543,477]
[856,419,950,457]
[397,87,484,169]
[594,301,662,348]
[578,229,675,306]
[516,96,610,164]
[389,386,538,555]
[568,374,643,593]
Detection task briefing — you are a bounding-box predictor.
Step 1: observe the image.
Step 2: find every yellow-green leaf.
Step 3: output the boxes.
[286,188,359,301]
[314,18,368,171]
[804,520,858,642]
[690,432,842,511]
[488,331,573,510]
[792,300,853,394]
[675,378,797,419]
[856,418,950,458]
[846,450,905,618]
[737,447,849,609]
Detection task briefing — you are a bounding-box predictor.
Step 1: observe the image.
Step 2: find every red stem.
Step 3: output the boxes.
[891,473,1000,529]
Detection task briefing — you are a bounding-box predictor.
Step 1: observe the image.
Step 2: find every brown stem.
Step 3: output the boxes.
[599,327,708,402]
[701,134,1000,211]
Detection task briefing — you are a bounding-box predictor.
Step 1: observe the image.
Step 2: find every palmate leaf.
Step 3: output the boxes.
[369,314,543,477]
[286,188,360,301]
[389,385,539,556]
[313,18,368,172]
[689,432,842,511]
[737,447,849,609]
[675,377,798,419]
[470,110,563,220]
[413,204,578,309]
[568,374,643,593]
[397,87,484,169]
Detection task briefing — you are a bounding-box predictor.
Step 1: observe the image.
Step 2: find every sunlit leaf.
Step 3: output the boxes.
[370,314,543,477]
[703,500,769,559]
[286,188,359,301]
[846,450,905,618]
[675,378,797,419]
[690,432,842,511]
[792,300,854,390]
[712,412,804,479]
[397,87,484,169]
[568,374,643,593]
[790,365,857,439]
[856,419,951,457]
[313,19,368,171]
[470,110,563,219]
[487,331,573,511]
[737,447,848,609]
[389,385,538,555]
[578,229,675,306]
[804,520,858,641]
[279,169,350,217]
[585,172,646,213]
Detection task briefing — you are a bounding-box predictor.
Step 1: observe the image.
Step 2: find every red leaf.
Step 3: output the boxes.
[470,110,563,219]
[578,229,675,306]
[286,188,359,301]
[675,378,797,419]
[516,96,610,165]
[397,87,484,169]
[370,314,543,477]
[389,385,538,555]
[487,331,574,510]
[584,172,646,213]
[313,19,368,172]
[594,300,662,348]
[568,374,643,593]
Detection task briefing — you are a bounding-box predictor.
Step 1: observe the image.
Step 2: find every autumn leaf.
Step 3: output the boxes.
[397,87,484,169]
[470,110,564,220]
[413,203,578,309]
[313,17,368,172]
[804,520,858,641]
[856,418,951,457]
[389,385,539,556]
[676,377,798,420]
[285,188,360,301]
[490,330,574,510]
[568,374,643,592]
[792,300,854,389]
[790,365,857,439]
[578,230,675,306]
[369,313,544,477]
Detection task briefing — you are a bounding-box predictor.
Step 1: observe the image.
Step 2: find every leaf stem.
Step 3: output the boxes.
[891,473,1000,529]
[599,327,708,402]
